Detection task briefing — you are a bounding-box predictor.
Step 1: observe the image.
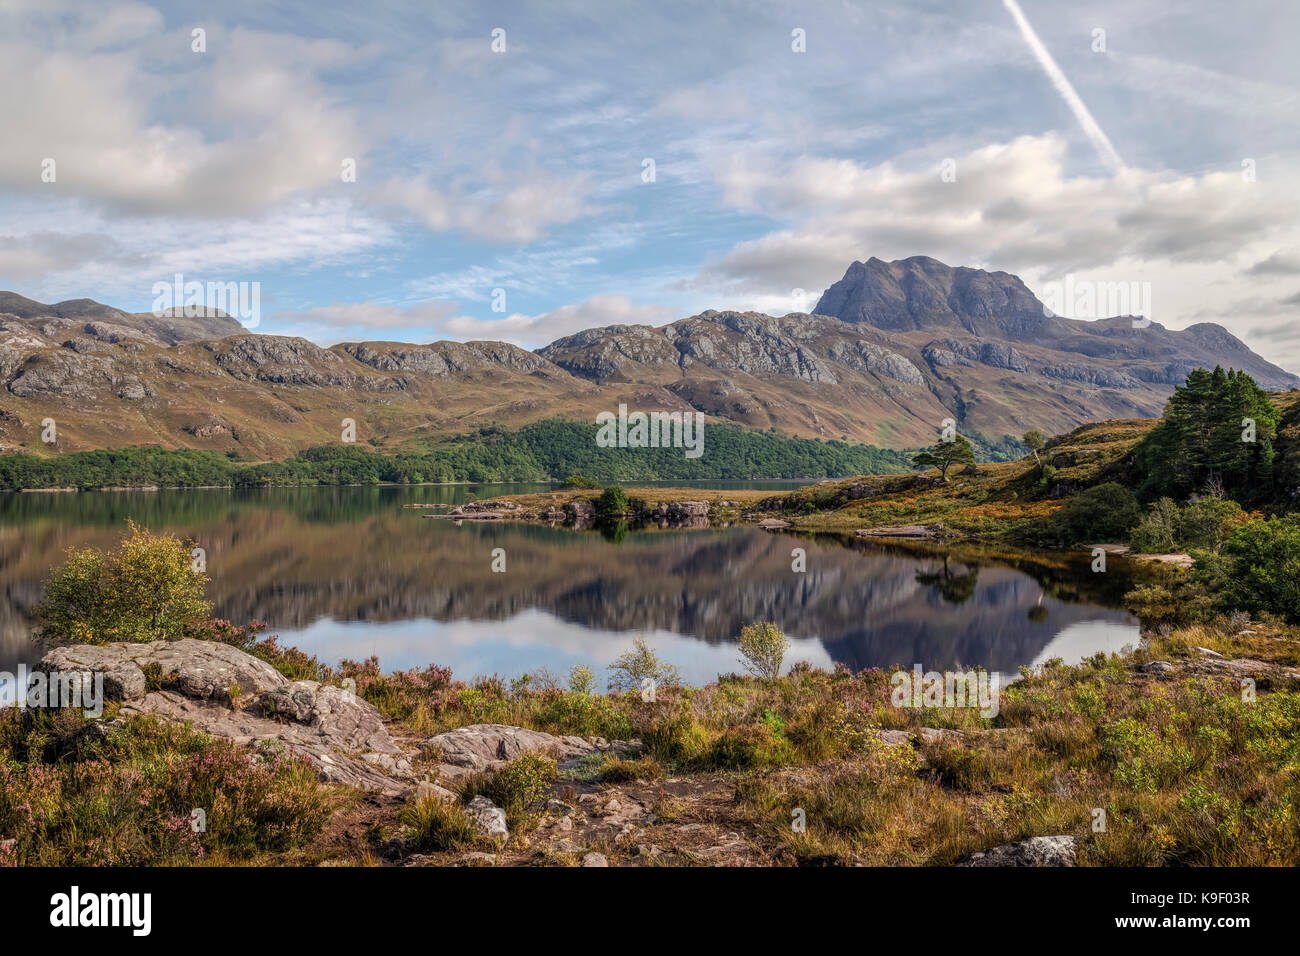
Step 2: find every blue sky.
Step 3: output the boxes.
[2,0,1299,365]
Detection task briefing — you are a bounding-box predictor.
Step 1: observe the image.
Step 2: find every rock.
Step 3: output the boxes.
[1140,661,1174,673]
[37,638,286,703]
[414,780,456,804]
[875,729,912,746]
[104,663,146,700]
[696,841,748,862]
[120,690,412,794]
[581,852,608,867]
[844,482,872,500]
[633,844,663,859]
[957,835,1077,867]
[465,796,508,843]
[460,852,498,866]
[552,839,587,854]
[563,500,596,526]
[1192,647,1223,659]
[757,518,790,529]
[918,727,965,746]
[419,723,596,778]
[50,640,414,794]
[855,524,937,540]
[256,681,401,754]
[556,815,574,831]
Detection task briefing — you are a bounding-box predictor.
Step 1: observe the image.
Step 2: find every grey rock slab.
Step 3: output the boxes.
[419,723,597,776]
[38,639,286,703]
[957,835,1077,867]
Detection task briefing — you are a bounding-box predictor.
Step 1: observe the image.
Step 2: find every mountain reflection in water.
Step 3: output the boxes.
[0,484,1139,685]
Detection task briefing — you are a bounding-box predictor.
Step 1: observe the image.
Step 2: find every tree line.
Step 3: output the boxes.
[0,419,914,491]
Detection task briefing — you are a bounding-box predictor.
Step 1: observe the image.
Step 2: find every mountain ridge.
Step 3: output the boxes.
[1,257,1295,457]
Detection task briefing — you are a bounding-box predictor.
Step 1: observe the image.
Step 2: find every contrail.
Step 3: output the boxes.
[1002,0,1126,175]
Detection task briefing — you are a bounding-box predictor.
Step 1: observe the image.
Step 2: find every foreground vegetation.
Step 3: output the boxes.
[6,603,1296,866]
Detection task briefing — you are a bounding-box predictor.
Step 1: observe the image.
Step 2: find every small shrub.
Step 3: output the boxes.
[464,752,556,817]
[567,664,596,696]
[595,485,629,524]
[737,622,789,680]
[608,638,680,692]
[399,796,478,852]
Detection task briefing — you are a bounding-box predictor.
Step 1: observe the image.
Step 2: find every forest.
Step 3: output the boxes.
[0,418,914,490]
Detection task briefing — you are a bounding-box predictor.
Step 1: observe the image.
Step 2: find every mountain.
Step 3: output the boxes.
[1,258,1296,457]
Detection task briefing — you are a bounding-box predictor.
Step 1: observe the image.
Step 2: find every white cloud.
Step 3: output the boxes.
[370,170,599,243]
[441,295,676,346]
[262,293,675,349]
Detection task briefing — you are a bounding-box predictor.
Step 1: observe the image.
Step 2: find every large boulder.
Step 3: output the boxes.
[37,638,286,703]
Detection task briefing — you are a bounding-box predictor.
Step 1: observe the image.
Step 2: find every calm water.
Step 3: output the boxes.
[0,484,1139,685]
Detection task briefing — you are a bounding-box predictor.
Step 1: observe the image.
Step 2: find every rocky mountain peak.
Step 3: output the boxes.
[813,256,1049,338]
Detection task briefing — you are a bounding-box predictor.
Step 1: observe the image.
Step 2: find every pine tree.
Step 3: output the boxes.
[911,435,976,481]
[1135,367,1279,501]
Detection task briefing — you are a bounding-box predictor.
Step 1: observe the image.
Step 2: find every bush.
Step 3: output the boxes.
[399,795,479,852]
[0,712,329,864]
[34,521,212,644]
[1129,498,1181,553]
[737,622,789,679]
[595,485,629,524]
[567,664,596,695]
[1049,482,1142,544]
[1130,497,1241,554]
[463,752,556,818]
[607,638,680,692]
[1177,498,1242,552]
[638,704,709,765]
[702,723,794,770]
[560,475,601,489]
[1211,515,1300,623]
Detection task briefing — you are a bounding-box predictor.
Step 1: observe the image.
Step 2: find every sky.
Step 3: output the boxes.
[1,0,1299,367]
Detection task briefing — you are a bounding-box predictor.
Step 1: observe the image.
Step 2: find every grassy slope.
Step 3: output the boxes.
[492,417,1156,542]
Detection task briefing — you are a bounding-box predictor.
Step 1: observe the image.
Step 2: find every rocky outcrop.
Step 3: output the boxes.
[37,640,414,794]
[339,341,557,377]
[38,638,286,703]
[815,256,1048,337]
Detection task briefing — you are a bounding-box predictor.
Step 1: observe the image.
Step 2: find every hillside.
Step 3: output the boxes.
[1,257,1295,458]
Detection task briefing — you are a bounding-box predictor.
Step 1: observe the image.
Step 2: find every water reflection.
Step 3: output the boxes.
[0,485,1139,685]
